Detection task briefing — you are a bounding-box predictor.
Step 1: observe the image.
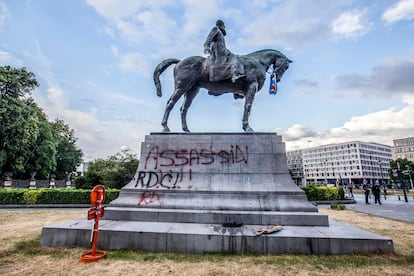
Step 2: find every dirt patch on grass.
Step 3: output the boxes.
[0,210,84,252]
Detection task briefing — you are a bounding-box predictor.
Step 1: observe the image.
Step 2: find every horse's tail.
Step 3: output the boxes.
[153,58,180,97]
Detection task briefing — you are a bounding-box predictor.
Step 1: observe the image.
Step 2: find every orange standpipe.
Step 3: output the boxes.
[80,185,107,263]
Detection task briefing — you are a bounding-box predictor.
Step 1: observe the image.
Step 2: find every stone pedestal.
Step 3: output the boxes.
[65,181,72,188]
[3,180,12,188]
[105,132,325,226]
[29,180,36,189]
[49,180,55,188]
[41,133,393,254]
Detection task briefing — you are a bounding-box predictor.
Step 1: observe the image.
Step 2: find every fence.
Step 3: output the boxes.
[1,178,73,189]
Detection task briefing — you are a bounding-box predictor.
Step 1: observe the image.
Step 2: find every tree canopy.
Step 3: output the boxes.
[75,149,139,189]
[0,66,39,99]
[389,158,414,189]
[0,65,83,179]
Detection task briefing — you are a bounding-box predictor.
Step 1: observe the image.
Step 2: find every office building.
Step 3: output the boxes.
[392,137,414,162]
[287,141,392,186]
[286,149,303,185]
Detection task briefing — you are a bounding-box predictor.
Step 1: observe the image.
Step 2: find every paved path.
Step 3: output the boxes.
[320,193,414,223]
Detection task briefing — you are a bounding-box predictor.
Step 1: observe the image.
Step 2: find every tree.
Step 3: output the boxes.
[389,158,414,203]
[51,119,83,180]
[21,102,57,178]
[78,149,139,189]
[389,158,414,187]
[1,66,54,178]
[0,65,83,179]
[0,66,39,99]
[0,91,55,178]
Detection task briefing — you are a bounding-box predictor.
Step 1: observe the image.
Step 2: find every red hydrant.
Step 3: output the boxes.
[80,185,106,263]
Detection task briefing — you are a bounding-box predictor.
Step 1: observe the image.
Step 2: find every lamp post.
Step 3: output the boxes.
[405,165,413,190]
[378,160,383,185]
[303,164,307,186]
[397,161,408,203]
[379,160,387,200]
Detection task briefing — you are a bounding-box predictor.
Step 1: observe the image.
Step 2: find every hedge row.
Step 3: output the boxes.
[0,185,341,205]
[300,184,342,201]
[0,188,119,205]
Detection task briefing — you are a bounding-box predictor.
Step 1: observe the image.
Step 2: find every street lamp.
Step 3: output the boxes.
[397,161,408,202]
[303,164,307,186]
[405,165,413,190]
[379,160,387,200]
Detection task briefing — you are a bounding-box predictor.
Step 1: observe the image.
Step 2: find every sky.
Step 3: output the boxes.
[1,0,414,161]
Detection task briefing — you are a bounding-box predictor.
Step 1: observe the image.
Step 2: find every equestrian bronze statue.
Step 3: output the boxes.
[154,49,291,133]
[153,20,292,133]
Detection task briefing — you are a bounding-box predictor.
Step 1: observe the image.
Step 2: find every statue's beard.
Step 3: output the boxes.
[220,27,227,36]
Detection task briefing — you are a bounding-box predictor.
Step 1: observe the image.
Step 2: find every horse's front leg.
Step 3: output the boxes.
[242,84,257,133]
[180,87,199,133]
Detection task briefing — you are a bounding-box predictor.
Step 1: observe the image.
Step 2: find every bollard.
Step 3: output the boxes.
[80,185,106,263]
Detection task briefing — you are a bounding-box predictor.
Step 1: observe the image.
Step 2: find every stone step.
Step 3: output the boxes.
[104,207,329,226]
[40,219,393,254]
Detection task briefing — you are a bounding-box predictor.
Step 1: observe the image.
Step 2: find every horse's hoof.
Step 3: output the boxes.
[183,128,191,133]
[245,127,254,133]
[162,126,170,133]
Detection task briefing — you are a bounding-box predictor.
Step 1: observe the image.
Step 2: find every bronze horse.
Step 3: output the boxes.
[153,49,292,133]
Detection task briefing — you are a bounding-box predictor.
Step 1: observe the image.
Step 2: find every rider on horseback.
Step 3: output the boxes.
[204,20,245,83]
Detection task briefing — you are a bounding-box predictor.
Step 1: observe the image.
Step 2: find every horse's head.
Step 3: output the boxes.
[274,58,292,82]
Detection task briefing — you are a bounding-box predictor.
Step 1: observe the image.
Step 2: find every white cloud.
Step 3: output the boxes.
[34,83,146,161]
[331,10,371,37]
[111,50,152,75]
[0,50,23,66]
[285,95,414,151]
[276,124,317,141]
[181,0,222,36]
[85,0,144,21]
[383,0,414,24]
[0,2,9,30]
[86,0,177,48]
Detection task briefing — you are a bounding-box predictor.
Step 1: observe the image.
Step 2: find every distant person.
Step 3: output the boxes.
[372,181,382,205]
[362,180,370,204]
[383,183,387,200]
[348,182,354,198]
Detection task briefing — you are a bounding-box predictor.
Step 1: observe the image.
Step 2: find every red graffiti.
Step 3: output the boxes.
[138,191,160,206]
[135,168,192,189]
[144,145,248,170]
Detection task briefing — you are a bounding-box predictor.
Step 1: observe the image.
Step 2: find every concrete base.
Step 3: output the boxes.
[41,219,394,254]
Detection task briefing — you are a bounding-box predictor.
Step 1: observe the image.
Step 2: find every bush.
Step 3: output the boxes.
[74,176,93,190]
[331,202,346,210]
[338,186,345,200]
[0,189,25,204]
[22,189,43,204]
[0,188,119,205]
[301,184,340,201]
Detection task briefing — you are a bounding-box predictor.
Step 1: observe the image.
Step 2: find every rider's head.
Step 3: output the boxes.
[216,19,226,36]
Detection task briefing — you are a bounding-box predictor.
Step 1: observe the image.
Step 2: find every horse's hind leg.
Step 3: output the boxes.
[242,83,258,133]
[161,89,185,132]
[180,87,200,133]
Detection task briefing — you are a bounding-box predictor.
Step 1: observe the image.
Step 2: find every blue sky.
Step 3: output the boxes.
[1,0,414,161]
